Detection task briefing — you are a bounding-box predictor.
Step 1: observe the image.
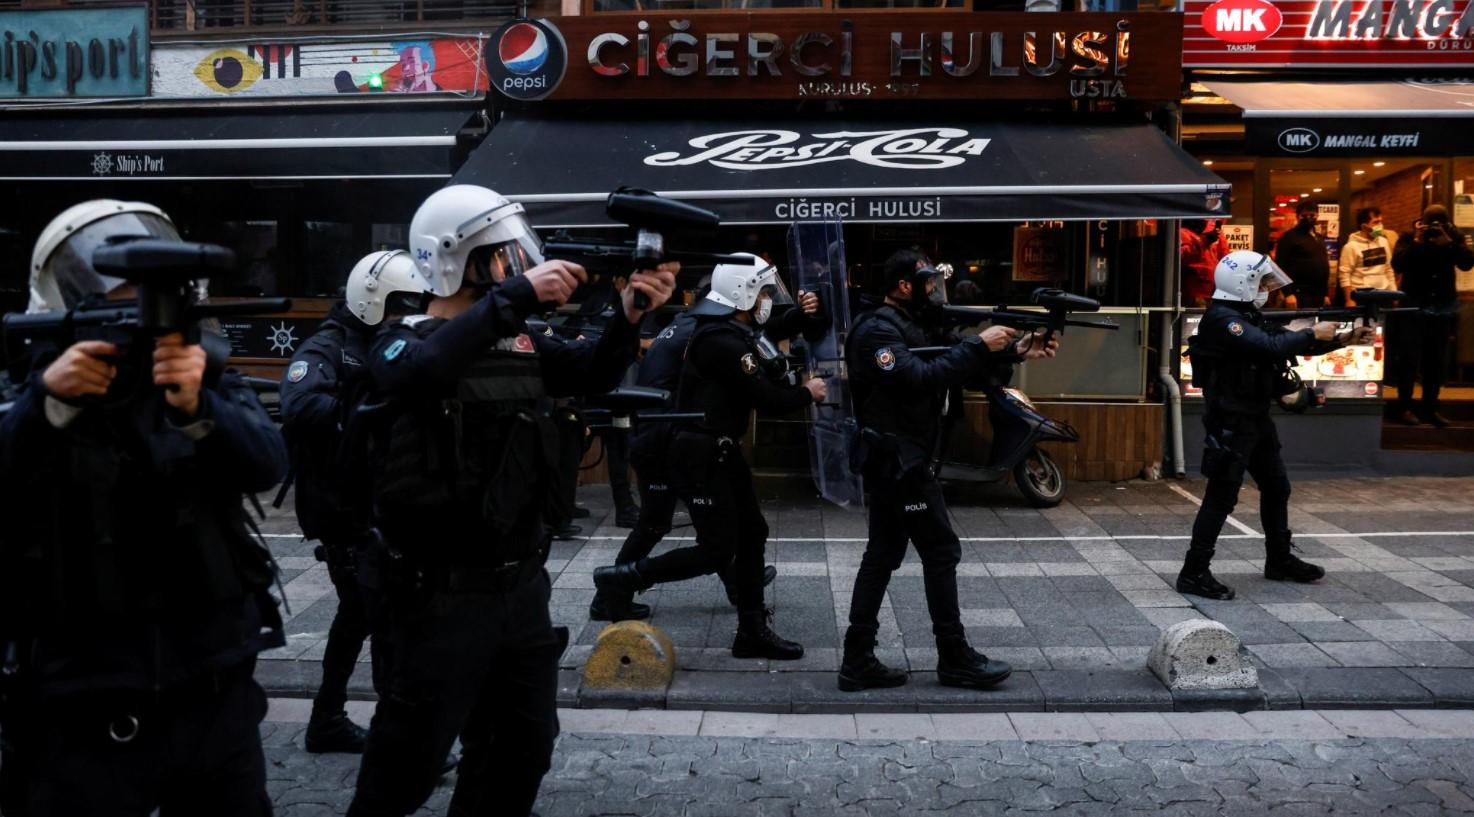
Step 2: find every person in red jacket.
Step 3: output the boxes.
[1181,219,1229,308]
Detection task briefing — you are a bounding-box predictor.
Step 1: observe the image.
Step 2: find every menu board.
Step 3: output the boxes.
[218,316,319,360]
[1179,313,1384,400]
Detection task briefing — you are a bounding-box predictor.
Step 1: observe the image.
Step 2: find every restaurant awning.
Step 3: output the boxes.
[1202,80,1474,157]
[0,104,482,181]
[452,117,1230,227]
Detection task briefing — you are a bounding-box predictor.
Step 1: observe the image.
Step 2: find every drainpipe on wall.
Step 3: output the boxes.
[1160,102,1187,478]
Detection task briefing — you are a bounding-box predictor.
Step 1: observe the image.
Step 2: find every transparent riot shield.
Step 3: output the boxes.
[787,220,864,509]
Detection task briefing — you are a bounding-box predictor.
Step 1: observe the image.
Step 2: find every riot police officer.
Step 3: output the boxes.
[593,255,823,659]
[345,185,675,817]
[839,250,1056,693]
[0,200,287,816]
[588,271,822,622]
[1178,251,1373,600]
[279,250,430,753]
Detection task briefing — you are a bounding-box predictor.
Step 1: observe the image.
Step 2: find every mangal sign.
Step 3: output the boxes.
[1185,0,1474,67]
[485,12,1184,102]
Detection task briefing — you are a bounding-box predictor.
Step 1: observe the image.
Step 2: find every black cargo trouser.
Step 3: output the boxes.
[613,428,681,566]
[314,535,377,716]
[846,466,964,649]
[347,565,563,817]
[1391,310,1453,416]
[638,432,767,610]
[1185,408,1291,573]
[13,662,270,817]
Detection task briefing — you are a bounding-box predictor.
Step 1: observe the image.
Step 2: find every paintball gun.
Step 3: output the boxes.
[1260,288,1414,328]
[3,237,291,392]
[941,288,1119,355]
[543,187,749,311]
[579,385,703,432]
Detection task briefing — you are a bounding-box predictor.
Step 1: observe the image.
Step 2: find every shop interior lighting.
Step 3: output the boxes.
[1312,188,1323,192]
[1374,161,1386,167]
[1202,160,1214,166]
[1354,170,1366,175]
[1300,193,1310,198]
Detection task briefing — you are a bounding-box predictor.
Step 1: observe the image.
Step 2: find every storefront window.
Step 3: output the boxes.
[303,221,358,297]
[209,221,279,297]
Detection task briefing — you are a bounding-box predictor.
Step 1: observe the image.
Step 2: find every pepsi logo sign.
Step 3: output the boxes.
[487,18,568,101]
[499,23,548,76]
[1202,0,1283,44]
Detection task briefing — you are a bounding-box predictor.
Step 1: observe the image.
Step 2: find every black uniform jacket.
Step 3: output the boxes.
[279,301,376,541]
[1190,299,1329,415]
[678,316,812,439]
[1,341,287,696]
[847,302,993,473]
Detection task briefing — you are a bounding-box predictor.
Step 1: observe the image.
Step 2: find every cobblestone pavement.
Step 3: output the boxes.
[257,477,1474,708]
[263,704,1474,816]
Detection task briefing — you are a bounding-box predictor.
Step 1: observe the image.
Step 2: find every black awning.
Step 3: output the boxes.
[1204,80,1474,157]
[0,104,480,181]
[452,117,1229,227]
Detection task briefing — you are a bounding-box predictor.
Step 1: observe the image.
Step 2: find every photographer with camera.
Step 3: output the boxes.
[0,201,287,817]
[836,250,1057,694]
[1390,204,1474,427]
[346,185,675,817]
[1178,251,1374,601]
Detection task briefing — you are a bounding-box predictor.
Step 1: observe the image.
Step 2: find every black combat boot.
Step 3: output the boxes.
[614,496,641,529]
[1264,538,1325,583]
[1175,569,1236,600]
[593,560,653,596]
[720,564,777,607]
[838,630,908,692]
[936,637,1012,690]
[732,608,804,661]
[305,711,369,754]
[587,590,652,622]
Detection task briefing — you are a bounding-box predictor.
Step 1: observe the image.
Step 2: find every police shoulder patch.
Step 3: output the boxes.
[740,353,758,375]
[1227,321,1245,337]
[383,338,408,361]
[875,347,896,371]
[287,360,309,383]
[401,314,434,327]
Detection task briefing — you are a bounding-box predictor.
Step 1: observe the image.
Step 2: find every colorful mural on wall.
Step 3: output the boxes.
[152,36,487,98]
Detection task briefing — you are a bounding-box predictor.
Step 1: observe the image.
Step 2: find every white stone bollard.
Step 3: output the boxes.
[1148,619,1258,691]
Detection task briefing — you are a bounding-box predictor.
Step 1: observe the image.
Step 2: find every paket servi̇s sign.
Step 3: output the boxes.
[0,6,149,98]
[1185,0,1474,67]
[486,12,1184,103]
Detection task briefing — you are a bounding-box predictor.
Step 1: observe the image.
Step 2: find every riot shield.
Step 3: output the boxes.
[787,220,864,509]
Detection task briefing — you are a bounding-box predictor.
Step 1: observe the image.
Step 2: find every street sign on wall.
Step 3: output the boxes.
[0,6,149,98]
[1184,0,1474,67]
[485,12,1185,103]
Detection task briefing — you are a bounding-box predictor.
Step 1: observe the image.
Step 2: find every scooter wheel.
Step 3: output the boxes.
[1013,448,1064,508]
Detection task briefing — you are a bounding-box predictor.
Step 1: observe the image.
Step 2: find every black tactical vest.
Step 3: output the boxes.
[375,326,565,565]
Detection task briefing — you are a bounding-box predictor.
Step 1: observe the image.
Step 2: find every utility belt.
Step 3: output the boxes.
[674,427,739,462]
[434,554,546,595]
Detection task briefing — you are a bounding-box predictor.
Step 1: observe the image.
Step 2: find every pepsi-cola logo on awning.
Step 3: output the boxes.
[1201,0,1283,43]
[487,19,568,101]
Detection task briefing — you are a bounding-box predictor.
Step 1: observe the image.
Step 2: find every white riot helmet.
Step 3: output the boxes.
[345,250,430,326]
[691,253,793,323]
[29,199,180,313]
[408,185,545,297]
[1212,250,1291,307]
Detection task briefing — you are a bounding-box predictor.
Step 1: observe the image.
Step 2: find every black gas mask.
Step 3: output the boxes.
[909,267,947,321]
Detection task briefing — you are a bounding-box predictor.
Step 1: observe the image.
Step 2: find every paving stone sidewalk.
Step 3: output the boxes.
[257,476,1474,711]
[263,703,1474,816]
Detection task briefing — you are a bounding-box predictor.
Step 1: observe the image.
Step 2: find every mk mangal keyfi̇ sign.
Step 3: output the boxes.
[0,6,149,98]
[1185,0,1474,67]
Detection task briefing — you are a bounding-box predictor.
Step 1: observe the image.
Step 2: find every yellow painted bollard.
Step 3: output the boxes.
[581,620,678,691]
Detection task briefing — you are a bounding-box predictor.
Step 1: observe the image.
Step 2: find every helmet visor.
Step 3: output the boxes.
[42,212,179,309]
[1252,255,1292,295]
[756,262,794,309]
[470,232,546,284]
